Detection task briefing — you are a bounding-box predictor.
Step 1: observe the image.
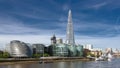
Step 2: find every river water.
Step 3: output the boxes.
[0,58,120,68]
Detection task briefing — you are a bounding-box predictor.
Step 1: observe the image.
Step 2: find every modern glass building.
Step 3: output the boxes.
[76,45,83,57]
[47,44,56,56]
[66,10,75,45]
[54,44,68,57]
[67,44,77,57]
[32,44,45,54]
[48,44,83,57]
[48,44,68,57]
[10,40,32,57]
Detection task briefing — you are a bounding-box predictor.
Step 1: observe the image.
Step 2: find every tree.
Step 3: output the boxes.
[32,54,41,58]
[83,49,90,57]
[44,53,49,57]
[0,52,10,58]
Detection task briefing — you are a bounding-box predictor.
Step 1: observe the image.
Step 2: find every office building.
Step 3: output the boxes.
[57,38,63,44]
[51,34,56,44]
[32,44,45,54]
[9,40,32,57]
[66,10,75,45]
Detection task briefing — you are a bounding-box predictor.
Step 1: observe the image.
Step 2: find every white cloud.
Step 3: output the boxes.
[74,21,115,31]
[75,35,120,49]
[0,34,120,50]
[91,2,108,9]
[0,15,60,34]
[0,34,65,49]
[0,35,51,44]
[82,0,120,10]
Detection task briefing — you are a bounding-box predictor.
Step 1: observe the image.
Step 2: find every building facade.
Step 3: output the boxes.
[9,40,32,57]
[76,45,83,57]
[51,34,56,44]
[66,10,75,45]
[32,44,45,54]
[56,38,63,44]
[84,44,93,50]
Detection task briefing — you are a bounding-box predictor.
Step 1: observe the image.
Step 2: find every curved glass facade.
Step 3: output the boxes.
[48,44,68,57]
[76,45,83,57]
[32,44,44,54]
[67,44,77,57]
[55,44,68,57]
[48,44,56,56]
[48,44,83,57]
[10,40,32,57]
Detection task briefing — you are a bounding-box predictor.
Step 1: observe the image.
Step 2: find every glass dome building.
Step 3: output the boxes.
[10,40,32,57]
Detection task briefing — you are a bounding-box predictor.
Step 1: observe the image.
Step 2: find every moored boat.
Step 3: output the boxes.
[95,53,113,61]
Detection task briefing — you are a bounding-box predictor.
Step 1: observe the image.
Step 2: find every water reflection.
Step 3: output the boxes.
[7,64,32,68]
[1,59,120,68]
[51,61,84,68]
[55,62,67,68]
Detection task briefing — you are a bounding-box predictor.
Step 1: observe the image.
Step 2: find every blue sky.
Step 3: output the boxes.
[0,0,120,49]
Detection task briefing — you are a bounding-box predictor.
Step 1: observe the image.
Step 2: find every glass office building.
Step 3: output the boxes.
[48,44,83,57]
[76,45,83,57]
[54,44,68,57]
[67,44,77,57]
[48,44,68,57]
[10,40,32,57]
[32,44,45,54]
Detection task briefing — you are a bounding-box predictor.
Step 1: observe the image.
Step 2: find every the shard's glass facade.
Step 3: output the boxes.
[66,10,75,45]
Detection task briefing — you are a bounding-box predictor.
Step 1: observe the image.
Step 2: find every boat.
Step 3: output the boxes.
[107,53,113,61]
[95,56,107,61]
[95,53,113,61]
[39,60,44,64]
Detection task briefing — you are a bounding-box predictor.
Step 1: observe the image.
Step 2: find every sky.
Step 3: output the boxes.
[0,0,120,49]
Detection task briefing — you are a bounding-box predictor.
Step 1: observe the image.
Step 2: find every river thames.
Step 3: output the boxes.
[0,58,120,68]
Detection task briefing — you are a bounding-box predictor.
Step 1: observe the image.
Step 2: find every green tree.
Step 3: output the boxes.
[2,52,10,58]
[0,52,10,58]
[44,53,49,57]
[32,54,41,58]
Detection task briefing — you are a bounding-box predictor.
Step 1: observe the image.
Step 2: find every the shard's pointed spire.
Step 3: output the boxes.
[66,10,75,45]
[68,9,72,23]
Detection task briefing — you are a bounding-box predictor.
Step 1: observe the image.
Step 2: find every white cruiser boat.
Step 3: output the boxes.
[95,56,107,61]
[95,53,113,61]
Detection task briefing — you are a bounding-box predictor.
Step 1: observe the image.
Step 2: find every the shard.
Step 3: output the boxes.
[66,10,75,45]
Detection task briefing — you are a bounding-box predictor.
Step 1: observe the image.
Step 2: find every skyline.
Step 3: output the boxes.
[0,0,120,49]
